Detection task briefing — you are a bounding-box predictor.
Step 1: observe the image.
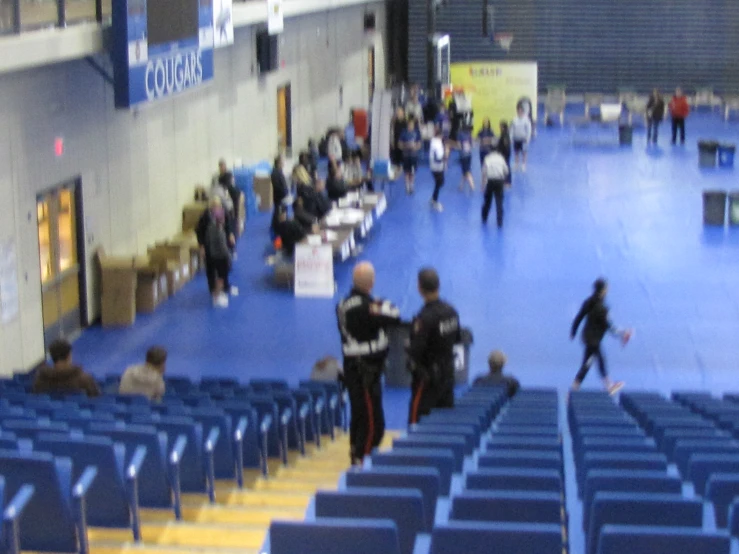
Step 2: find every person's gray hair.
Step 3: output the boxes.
[488,350,507,373]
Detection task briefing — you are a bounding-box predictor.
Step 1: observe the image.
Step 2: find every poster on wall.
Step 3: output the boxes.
[213,0,234,48]
[294,244,334,298]
[449,61,538,135]
[0,240,19,325]
[267,0,284,35]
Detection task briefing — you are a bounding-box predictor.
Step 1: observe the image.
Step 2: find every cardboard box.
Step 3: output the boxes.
[158,274,169,300]
[180,260,191,283]
[136,275,160,314]
[253,174,273,212]
[182,202,208,233]
[101,291,136,327]
[190,251,201,275]
[149,243,190,270]
[164,261,182,296]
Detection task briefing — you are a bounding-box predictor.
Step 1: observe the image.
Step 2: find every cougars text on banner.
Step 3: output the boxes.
[450,62,538,135]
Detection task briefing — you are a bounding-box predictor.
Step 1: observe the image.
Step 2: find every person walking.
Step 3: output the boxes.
[481,147,510,228]
[510,106,532,171]
[336,262,402,465]
[455,124,475,192]
[400,118,422,194]
[407,268,461,424]
[429,126,447,212]
[477,118,496,189]
[646,89,665,145]
[391,107,407,174]
[570,278,632,394]
[196,197,237,308]
[498,121,512,187]
[669,87,690,145]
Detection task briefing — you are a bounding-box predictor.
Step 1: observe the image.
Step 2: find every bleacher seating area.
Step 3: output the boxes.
[3,373,739,552]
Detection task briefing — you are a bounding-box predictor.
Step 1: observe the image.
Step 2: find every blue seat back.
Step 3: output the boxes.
[410,423,479,445]
[451,490,562,524]
[143,417,205,493]
[583,470,681,531]
[345,467,440,531]
[272,391,300,449]
[392,436,466,471]
[2,419,70,439]
[270,518,401,554]
[371,448,454,495]
[493,425,559,437]
[314,488,424,554]
[250,379,289,392]
[88,423,171,508]
[597,525,730,554]
[290,389,318,442]
[581,452,667,490]
[588,493,702,554]
[216,404,260,470]
[673,441,739,476]
[0,450,78,552]
[34,433,130,528]
[478,450,562,473]
[707,473,739,528]
[430,521,563,554]
[466,468,562,494]
[190,408,242,475]
[486,436,561,454]
[688,454,739,494]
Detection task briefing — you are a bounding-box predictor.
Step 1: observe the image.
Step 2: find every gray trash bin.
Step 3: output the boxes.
[729,192,739,226]
[699,140,719,168]
[384,324,474,388]
[703,190,727,226]
[618,125,633,146]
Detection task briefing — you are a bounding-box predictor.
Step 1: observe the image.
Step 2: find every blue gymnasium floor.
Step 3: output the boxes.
[74,111,739,554]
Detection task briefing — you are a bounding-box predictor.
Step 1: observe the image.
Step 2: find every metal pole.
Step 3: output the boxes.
[95,0,102,23]
[12,0,20,33]
[57,0,66,28]
[426,0,435,93]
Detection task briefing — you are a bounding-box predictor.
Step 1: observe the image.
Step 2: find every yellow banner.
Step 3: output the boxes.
[450,61,538,135]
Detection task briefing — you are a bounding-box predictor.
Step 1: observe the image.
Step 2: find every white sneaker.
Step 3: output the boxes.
[522,163,527,172]
[213,293,229,308]
[229,286,239,296]
[433,202,444,212]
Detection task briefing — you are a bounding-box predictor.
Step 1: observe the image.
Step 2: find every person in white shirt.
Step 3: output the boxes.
[510,106,532,171]
[481,149,510,228]
[428,126,447,212]
[405,85,424,125]
[328,131,343,164]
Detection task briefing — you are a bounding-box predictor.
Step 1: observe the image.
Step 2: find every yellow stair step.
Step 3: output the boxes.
[252,478,337,493]
[90,544,260,554]
[218,490,313,509]
[141,504,305,526]
[88,522,266,549]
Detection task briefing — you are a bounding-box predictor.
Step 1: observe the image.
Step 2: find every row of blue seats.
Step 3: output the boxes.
[269,387,573,554]
[569,391,732,554]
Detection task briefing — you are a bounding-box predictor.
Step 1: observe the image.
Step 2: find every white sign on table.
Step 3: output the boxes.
[0,240,19,324]
[294,244,334,298]
[267,0,284,35]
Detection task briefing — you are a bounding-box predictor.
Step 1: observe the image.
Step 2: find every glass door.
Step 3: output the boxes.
[37,182,83,347]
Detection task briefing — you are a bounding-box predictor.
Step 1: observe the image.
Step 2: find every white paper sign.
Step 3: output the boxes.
[267,0,284,35]
[0,240,19,324]
[294,245,334,298]
[213,0,234,48]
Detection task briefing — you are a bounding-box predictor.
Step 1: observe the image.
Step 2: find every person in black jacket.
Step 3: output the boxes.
[646,89,665,145]
[326,160,349,202]
[271,156,289,232]
[336,262,402,464]
[196,197,236,307]
[407,267,461,424]
[498,121,512,186]
[570,278,631,394]
[275,208,309,258]
[473,350,519,398]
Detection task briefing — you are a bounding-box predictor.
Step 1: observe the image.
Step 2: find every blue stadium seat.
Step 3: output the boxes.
[493,424,559,437]
[270,518,401,554]
[430,521,563,554]
[688,453,739,494]
[1,419,70,439]
[392,436,466,471]
[0,475,34,554]
[34,433,144,539]
[465,468,562,494]
[370,448,454,495]
[651,420,716,447]
[486,436,562,454]
[345,467,440,531]
[450,490,563,524]
[300,381,342,432]
[478,450,562,473]
[673,440,739,476]
[575,427,645,450]
[271,390,300,452]
[250,379,289,392]
[314,488,424,554]
[290,388,321,448]
[0,450,96,553]
[706,473,739,528]
[597,525,730,554]
[575,437,657,472]
[580,452,668,492]
[408,425,479,452]
[215,404,261,472]
[87,423,184,515]
[583,470,681,531]
[662,428,728,457]
[587,493,702,554]
[420,413,483,436]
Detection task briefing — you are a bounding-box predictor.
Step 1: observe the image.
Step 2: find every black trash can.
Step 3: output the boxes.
[703,190,727,226]
[698,140,719,168]
[618,124,633,146]
[384,324,474,387]
[729,192,739,226]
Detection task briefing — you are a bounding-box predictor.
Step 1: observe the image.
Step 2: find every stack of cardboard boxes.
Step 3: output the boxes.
[99,253,137,327]
[182,202,208,233]
[133,257,168,314]
[148,242,191,296]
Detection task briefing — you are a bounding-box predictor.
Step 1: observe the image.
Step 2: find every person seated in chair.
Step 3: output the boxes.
[473,350,520,398]
[326,160,349,202]
[119,346,167,401]
[293,196,319,231]
[343,150,373,192]
[33,339,100,397]
[276,207,316,258]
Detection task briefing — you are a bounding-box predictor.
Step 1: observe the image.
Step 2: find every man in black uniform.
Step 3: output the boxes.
[407,267,461,424]
[570,278,631,394]
[337,262,402,464]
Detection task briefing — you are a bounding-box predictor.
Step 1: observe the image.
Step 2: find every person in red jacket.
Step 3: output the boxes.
[669,87,690,145]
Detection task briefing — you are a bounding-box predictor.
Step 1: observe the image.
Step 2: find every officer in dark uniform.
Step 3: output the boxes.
[337,261,402,464]
[407,267,461,424]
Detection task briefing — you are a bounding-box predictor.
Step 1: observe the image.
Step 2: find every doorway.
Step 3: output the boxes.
[368,46,376,102]
[277,83,292,156]
[36,179,86,348]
